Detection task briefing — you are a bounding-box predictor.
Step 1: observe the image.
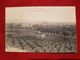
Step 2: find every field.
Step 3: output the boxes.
[5,23,77,53]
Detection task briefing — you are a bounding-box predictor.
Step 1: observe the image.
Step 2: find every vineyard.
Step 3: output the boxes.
[5,23,77,53]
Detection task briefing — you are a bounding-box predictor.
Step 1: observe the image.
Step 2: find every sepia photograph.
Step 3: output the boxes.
[5,6,77,53]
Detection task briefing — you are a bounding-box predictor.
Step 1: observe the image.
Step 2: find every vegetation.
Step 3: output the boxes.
[5,23,77,53]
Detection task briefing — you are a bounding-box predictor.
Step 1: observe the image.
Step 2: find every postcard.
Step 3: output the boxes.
[5,6,77,53]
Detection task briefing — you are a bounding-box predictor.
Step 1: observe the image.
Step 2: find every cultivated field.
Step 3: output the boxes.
[5,23,77,53]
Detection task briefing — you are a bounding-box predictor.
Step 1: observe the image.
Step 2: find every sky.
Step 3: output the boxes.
[5,6,76,23]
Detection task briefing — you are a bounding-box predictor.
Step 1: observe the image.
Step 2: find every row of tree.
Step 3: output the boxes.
[6,23,76,36]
